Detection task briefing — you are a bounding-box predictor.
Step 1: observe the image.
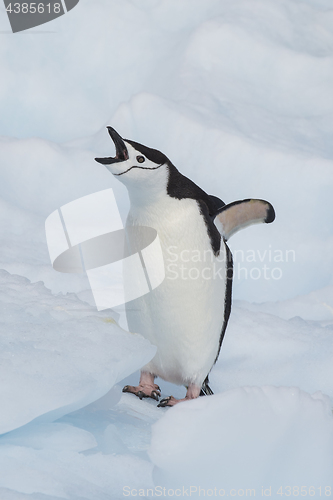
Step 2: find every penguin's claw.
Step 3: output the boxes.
[157,395,196,407]
[157,396,173,407]
[151,390,160,401]
[136,391,145,400]
[122,384,161,401]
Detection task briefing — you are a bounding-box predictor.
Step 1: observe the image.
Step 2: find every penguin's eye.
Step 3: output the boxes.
[136,155,145,164]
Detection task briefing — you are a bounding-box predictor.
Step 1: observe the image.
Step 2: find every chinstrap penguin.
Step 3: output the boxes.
[95,127,275,407]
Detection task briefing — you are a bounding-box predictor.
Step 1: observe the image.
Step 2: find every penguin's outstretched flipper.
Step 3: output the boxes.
[214,199,275,241]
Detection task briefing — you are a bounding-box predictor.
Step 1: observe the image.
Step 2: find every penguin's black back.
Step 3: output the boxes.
[166,164,224,215]
[166,164,224,255]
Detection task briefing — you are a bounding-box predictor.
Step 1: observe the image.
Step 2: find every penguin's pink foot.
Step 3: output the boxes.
[122,371,160,401]
[157,395,185,407]
[122,383,161,401]
[157,384,201,407]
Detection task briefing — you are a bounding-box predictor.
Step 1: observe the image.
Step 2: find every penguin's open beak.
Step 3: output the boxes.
[95,127,129,165]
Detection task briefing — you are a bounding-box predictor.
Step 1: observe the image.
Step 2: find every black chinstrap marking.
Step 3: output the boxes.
[114,164,163,176]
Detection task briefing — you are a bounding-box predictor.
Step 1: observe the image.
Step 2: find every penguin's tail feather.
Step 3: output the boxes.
[200,377,214,396]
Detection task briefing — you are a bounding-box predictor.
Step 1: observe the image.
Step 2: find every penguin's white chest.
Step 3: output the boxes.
[126,196,227,387]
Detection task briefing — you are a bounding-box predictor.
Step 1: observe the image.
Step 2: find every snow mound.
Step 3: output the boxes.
[150,386,333,494]
[0,489,64,500]
[0,269,156,435]
[0,423,97,452]
[236,284,333,322]
[0,440,153,500]
[0,390,157,499]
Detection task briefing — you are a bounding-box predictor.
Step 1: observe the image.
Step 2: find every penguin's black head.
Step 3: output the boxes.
[95,127,170,184]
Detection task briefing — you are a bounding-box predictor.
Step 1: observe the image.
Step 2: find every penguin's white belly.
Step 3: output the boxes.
[126,197,227,387]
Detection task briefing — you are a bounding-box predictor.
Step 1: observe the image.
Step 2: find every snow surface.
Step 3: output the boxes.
[150,387,333,492]
[0,269,156,434]
[0,0,332,497]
